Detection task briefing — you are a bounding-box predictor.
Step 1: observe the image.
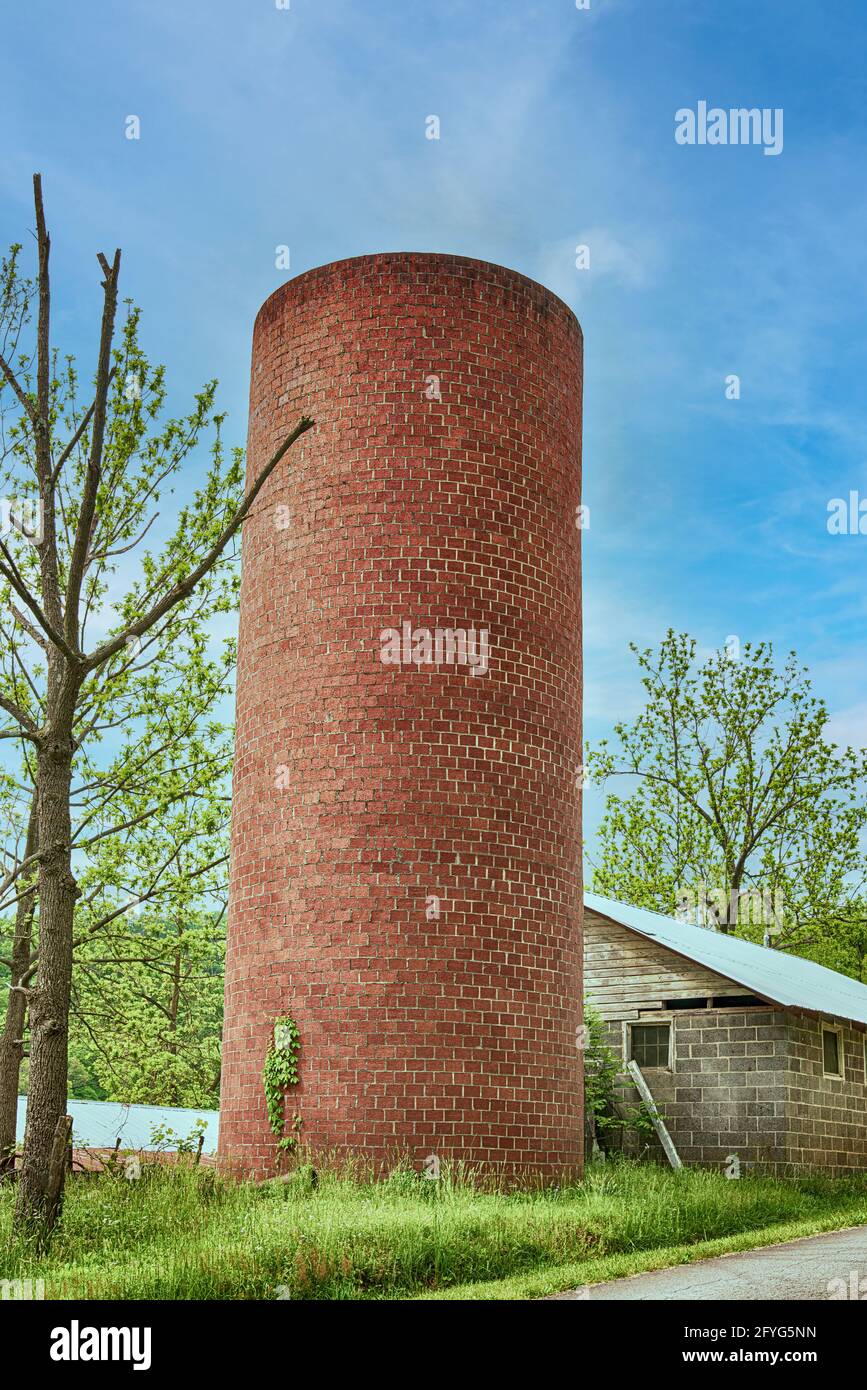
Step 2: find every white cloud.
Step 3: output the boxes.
[825,701,867,752]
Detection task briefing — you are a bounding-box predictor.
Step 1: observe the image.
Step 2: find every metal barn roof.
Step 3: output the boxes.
[15,1096,219,1150]
[585,891,867,1030]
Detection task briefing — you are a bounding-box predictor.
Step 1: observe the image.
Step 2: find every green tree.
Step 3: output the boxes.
[66,1041,105,1101]
[0,645,232,1169]
[72,900,225,1110]
[586,632,867,967]
[0,175,311,1241]
[62,680,231,1109]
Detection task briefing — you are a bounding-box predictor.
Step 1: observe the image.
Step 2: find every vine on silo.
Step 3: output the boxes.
[263,1015,302,1153]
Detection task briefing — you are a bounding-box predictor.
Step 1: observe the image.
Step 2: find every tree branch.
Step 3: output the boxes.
[0,691,38,741]
[32,173,51,490]
[0,537,80,662]
[49,367,117,488]
[82,416,314,673]
[9,602,49,651]
[0,350,36,423]
[31,172,67,641]
[65,249,121,643]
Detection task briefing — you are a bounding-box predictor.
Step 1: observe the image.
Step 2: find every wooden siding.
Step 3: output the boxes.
[585,908,759,1021]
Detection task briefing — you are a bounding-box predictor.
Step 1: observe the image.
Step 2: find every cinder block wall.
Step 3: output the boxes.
[784,1013,867,1174]
[604,1010,867,1175]
[605,1008,789,1172]
[220,254,584,1179]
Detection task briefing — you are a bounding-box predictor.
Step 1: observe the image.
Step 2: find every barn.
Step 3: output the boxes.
[584,893,867,1174]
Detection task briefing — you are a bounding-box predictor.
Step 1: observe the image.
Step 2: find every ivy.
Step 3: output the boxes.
[263,1015,302,1153]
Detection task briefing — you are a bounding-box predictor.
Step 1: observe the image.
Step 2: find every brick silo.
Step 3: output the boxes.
[219,254,583,1180]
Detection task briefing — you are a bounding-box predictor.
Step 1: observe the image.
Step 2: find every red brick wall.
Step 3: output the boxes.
[219,253,583,1180]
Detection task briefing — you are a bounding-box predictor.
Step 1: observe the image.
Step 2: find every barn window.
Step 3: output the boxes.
[822,1024,843,1078]
[629,1022,671,1069]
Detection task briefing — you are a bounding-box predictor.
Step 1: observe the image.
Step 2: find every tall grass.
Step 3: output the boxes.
[1,1158,865,1300]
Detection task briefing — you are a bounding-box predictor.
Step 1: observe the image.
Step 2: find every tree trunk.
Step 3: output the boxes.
[0,943,30,1181]
[44,1112,72,1223]
[0,1006,26,1180]
[0,802,38,1180]
[13,701,78,1241]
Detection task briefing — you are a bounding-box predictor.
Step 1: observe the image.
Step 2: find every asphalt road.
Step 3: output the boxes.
[547,1226,867,1300]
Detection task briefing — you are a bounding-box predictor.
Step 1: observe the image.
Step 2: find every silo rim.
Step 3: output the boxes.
[253,251,583,341]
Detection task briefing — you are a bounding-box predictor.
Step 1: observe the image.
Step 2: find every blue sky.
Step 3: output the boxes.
[2,0,866,858]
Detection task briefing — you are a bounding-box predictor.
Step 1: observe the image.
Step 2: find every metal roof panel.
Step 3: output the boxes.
[585,892,867,1029]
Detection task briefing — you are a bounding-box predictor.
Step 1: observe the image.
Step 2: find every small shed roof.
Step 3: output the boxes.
[585,892,867,1031]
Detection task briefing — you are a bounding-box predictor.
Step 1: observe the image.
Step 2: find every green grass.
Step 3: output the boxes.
[1,1158,866,1300]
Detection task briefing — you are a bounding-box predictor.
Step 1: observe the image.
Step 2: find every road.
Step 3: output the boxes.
[547,1226,867,1300]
